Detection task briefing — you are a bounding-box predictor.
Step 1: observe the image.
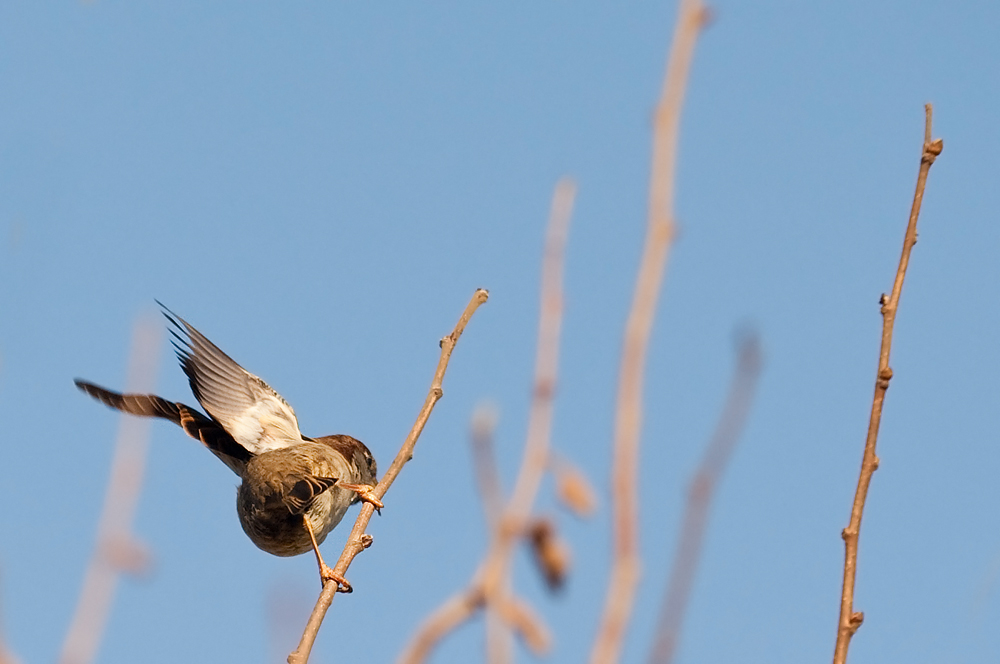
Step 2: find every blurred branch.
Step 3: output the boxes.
[403,586,487,663]
[267,581,313,664]
[485,576,514,664]
[399,178,576,664]
[468,402,515,660]
[0,571,21,664]
[471,402,504,528]
[399,583,548,664]
[492,592,549,654]
[59,315,162,664]
[590,2,709,662]
[288,288,489,664]
[504,178,574,525]
[832,105,943,664]
[648,333,762,664]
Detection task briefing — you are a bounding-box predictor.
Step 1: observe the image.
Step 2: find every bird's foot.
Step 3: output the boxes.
[303,514,352,592]
[340,482,384,512]
[319,562,353,593]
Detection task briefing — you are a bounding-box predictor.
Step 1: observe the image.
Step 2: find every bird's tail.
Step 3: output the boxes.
[74,379,251,473]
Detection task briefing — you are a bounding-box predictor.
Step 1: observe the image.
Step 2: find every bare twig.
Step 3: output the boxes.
[590,2,709,662]
[471,402,504,527]
[485,577,514,664]
[492,593,549,654]
[59,315,162,664]
[399,179,576,664]
[403,587,487,663]
[648,333,762,664]
[288,288,489,664]
[267,581,313,664]
[468,402,515,661]
[399,583,549,664]
[832,105,943,664]
[505,177,575,523]
[480,178,574,663]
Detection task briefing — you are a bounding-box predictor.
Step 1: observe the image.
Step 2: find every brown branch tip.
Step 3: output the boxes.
[288,288,488,664]
[398,179,575,664]
[832,107,942,664]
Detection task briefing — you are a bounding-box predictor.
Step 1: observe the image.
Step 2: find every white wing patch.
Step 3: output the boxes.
[161,305,303,454]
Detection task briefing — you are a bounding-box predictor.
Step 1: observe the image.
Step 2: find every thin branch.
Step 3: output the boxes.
[492,593,550,654]
[403,587,487,664]
[398,179,576,664]
[59,315,162,664]
[485,576,514,664]
[399,584,549,664]
[648,333,763,664]
[481,178,574,663]
[288,288,489,664]
[505,177,575,522]
[266,581,313,664]
[590,2,709,662]
[469,402,512,663]
[832,105,943,664]
[471,402,504,528]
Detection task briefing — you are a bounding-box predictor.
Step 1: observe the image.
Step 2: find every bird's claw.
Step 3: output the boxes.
[340,482,384,511]
[319,563,353,593]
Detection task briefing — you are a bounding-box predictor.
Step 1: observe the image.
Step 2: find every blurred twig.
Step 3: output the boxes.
[0,571,21,664]
[59,315,162,664]
[471,402,504,528]
[288,288,489,664]
[648,333,762,664]
[267,580,313,664]
[504,177,574,532]
[832,105,943,664]
[590,2,709,662]
[399,179,576,664]
[468,403,514,659]
[403,586,488,661]
[479,178,574,662]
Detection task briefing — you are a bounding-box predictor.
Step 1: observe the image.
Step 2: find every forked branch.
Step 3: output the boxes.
[832,105,943,664]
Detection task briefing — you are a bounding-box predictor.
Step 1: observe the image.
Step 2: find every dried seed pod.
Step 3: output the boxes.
[527,518,571,591]
[553,458,598,517]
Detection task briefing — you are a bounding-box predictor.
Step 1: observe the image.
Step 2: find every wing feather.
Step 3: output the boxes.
[159,303,303,453]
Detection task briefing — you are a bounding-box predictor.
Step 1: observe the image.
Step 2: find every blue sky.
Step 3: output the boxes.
[2,2,999,663]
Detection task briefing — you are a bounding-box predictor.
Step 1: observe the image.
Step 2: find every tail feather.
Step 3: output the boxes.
[75,379,182,422]
[74,379,252,473]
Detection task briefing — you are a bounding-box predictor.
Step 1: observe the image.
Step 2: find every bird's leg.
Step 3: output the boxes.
[302,516,352,593]
[338,482,385,511]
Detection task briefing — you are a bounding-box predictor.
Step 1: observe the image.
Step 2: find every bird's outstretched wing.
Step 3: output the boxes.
[74,379,252,475]
[159,303,304,454]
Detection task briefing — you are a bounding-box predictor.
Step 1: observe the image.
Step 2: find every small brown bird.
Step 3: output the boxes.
[75,306,380,591]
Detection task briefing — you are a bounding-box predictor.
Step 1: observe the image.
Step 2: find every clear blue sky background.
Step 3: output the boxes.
[1,2,998,663]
